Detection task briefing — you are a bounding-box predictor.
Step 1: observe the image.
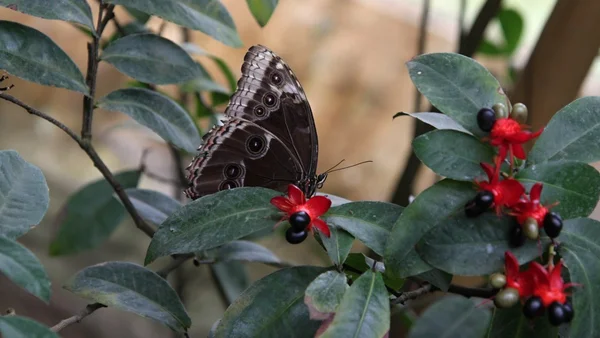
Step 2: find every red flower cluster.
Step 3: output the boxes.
[467,105,563,244]
[495,251,576,326]
[271,184,332,244]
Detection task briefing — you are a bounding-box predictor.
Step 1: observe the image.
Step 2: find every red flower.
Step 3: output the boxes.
[475,162,525,214]
[528,260,575,307]
[504,251,534,297]
[270,184,332,237]
[510,183,557,226]
[489,118,543,164]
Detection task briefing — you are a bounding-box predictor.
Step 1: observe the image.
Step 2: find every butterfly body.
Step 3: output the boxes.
[184,45,324,200]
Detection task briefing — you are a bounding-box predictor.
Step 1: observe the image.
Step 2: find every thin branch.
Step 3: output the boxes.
[391,284,433,305]
[50,303,105,332]
[81,2,115,141]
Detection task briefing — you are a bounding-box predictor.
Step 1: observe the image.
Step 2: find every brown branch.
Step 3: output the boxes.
[81,2,115,141]
[50,303,106,332]
[391,284,432,305]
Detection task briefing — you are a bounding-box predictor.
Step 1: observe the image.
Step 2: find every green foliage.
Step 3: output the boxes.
[0,316,59,338]
[0,0,94,30]
[478,8,524,57]
[246,0,279,27]
[304,271,348,319]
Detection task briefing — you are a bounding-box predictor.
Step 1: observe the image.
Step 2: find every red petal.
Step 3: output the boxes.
[530,183,543,202]
[498,179,525,206]
[504,251,520,279]
[304,196,332,218]
[270,196,293,212]
[312,218,331,237]
[512,144,526,159]
[480,162,495,182]
[528,261,550,286]
[549,261,565,290]
[287,184,306,206]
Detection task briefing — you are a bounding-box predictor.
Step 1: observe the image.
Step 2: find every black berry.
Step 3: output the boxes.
[509,223,526,248]
[465,190,494,218]
[548,301,566,326]
[543,212,563,238]
[477,108,496,132]
[285,228,308,244]
[562,301,574,323]
[523,296,545,318]
[289,211,311,231]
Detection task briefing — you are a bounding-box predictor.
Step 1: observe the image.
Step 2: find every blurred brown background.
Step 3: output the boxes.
[1,0,599,337]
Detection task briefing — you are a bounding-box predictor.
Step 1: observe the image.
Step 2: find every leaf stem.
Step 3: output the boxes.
[50,303,106,332]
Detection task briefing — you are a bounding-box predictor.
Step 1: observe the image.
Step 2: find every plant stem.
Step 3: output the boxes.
[50,303,106,332]
[81,1,115,141]
[391,284,432,305]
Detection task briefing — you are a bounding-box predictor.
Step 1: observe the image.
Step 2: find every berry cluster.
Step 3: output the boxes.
[270,184,332,244]
[464,103,563,246]
[492,251,576,326]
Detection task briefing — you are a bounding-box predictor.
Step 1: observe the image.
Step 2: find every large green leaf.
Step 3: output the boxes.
[406,53,510,136]
[0,21,88,94]
[413,129,495,181]
[105,0,242,47]
[416,213,544,276]
[320,225,354,267]
[145,187,279,264]
[320,270,390,338]
[206,240,281,265]
[322,201,403,256]
[179,61,230,94]
[0,316,59,338]
[408,295,490,338]
[304,271,348,319]
[516,161,600,219]
[384,180,474,278]
[0,236,51,303]
[50,170,141,256]
[101,33,202,84]
[344,253,407,292]
[64,261,191,332]
[559,218,600,338]
[478,8,524,57]
[0,150,49,239]
[214,266,326,337]
[393,112,471,134]
[98,88,201,153]
[487,304,557,338]
[246,0,278,27]
[529,96,600,164]
[126,188,181,225]
[0,0,94,30]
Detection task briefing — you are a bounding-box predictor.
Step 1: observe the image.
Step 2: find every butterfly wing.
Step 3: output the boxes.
[184,45,319,200]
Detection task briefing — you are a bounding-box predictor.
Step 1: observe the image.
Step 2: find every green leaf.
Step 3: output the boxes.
[559,218,600,338]
[124,6,151,23]
[320,270,390,338]
[180,43,236,91]
[0,0,94,30]
[477,40,505,56]
[529,97,600,164]
[101,33,202,85]
[105,0,242,47]
[145,187,279,264]
[385,180,474,278]
[0,150,49,239]
[246,0,278,27]
[320,226,354,266]
[207,240,281,265]
[50,170,141,256]
[0,20,88,94]
[0,236,51,303]
[498,8,524,55]
[413,129,495,181]
[214,266,326,337]
[487,304,557,338]
[126,188,181,225]
[516,161,600,219]
[64,261,191,332]
[408,295,491,338]
[344,253,406,291]
[101,22,150,50]
[407,53,510,136]
[414,269,452,292]
[416,213,545,276]
[180,62,230,94]
[211,261,249,305]
[0,316,59,338]
[393,112,471,134]
[304,271,348,319]
[98,88,201,153]
[322,201,403,256]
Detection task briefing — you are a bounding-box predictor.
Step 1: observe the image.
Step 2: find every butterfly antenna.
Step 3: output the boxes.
[323,159,346,174]
[326,160,374,174]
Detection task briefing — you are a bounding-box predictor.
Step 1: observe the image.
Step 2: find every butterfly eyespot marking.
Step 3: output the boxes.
[270,71,283,85]
[246,135,266,155]
[219,180,238,191]
[263,93,277,107]
[224,164,242,179]
[254,105,267,117]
